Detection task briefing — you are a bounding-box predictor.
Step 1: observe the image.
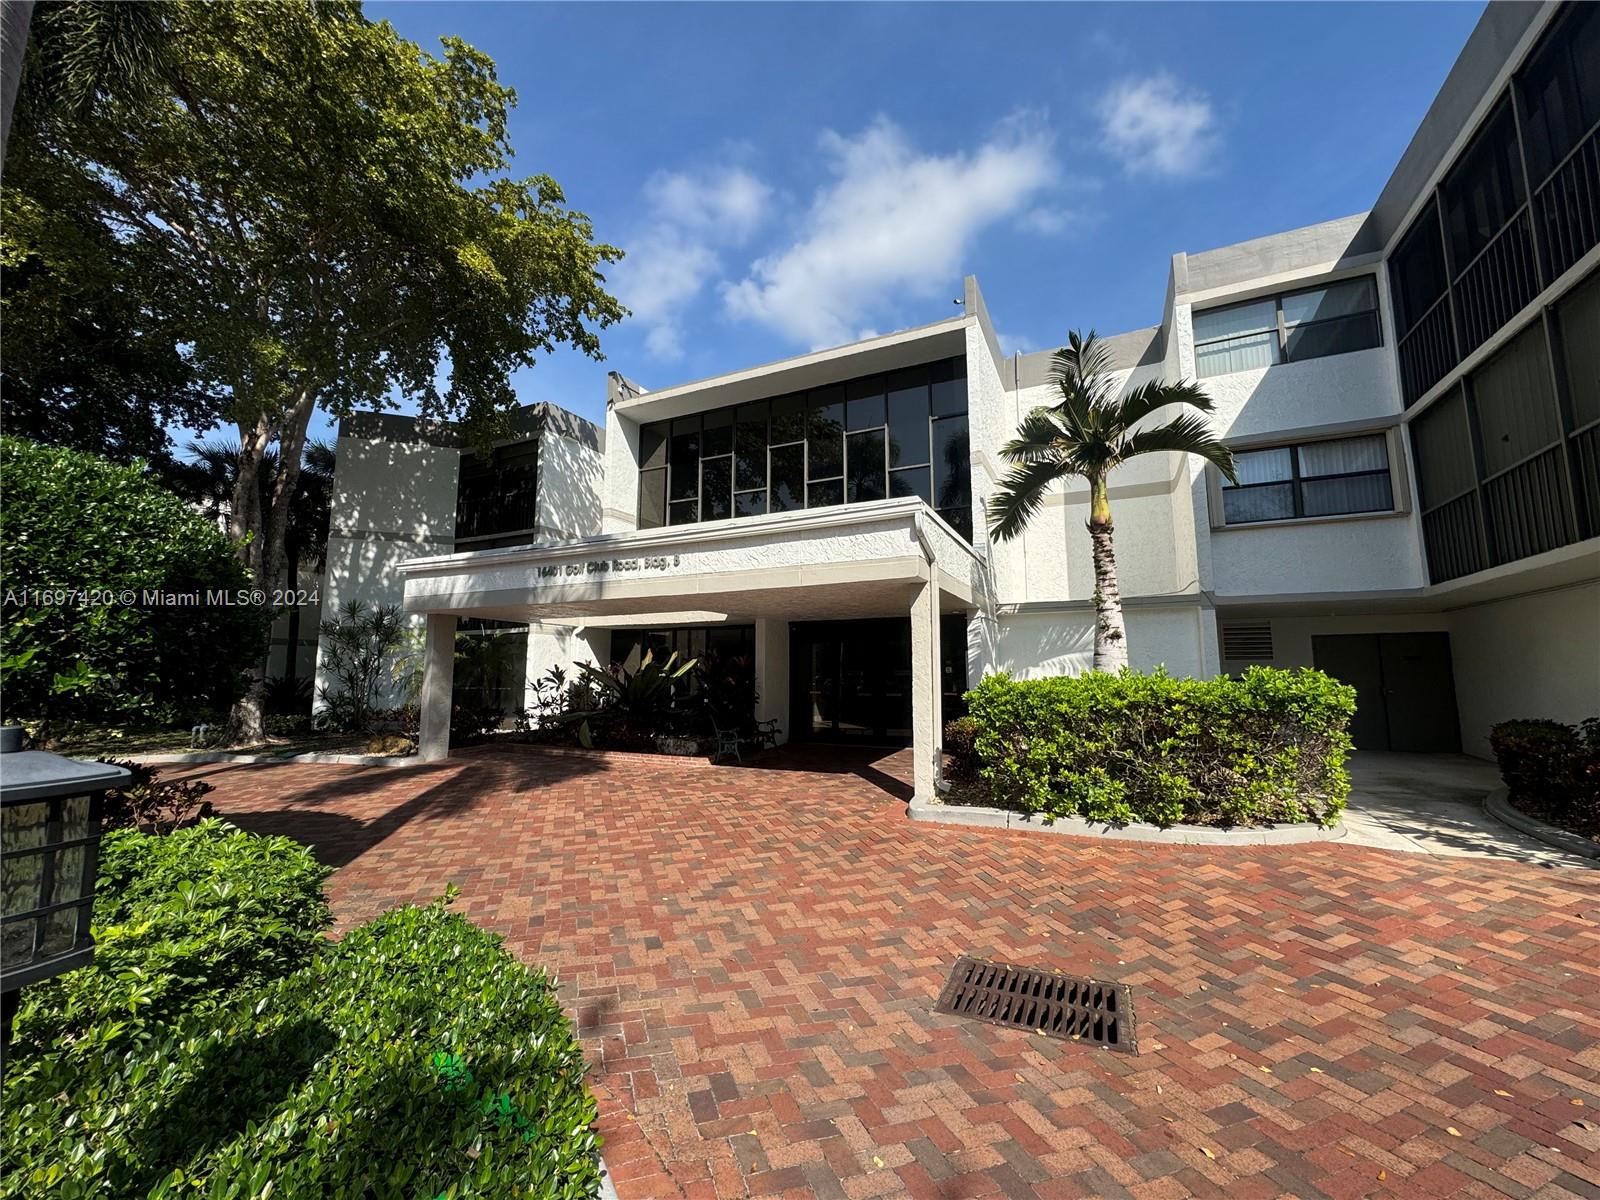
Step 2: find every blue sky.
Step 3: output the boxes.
[284,1,1486,447]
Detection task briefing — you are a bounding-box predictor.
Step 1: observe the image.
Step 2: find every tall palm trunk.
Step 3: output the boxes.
[1087,475,1129,673]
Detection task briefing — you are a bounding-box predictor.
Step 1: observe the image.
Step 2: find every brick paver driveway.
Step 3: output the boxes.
[177,745,1600,1200]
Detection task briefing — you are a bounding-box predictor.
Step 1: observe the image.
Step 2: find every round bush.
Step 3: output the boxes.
[0,436,269,724]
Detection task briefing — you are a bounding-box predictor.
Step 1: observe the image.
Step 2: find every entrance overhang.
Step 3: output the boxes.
[397,496,986,624]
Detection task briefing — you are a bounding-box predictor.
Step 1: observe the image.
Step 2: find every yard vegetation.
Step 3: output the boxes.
[953,667,1355,828]
[2,822,602,1199]
[1490,717,1600,841]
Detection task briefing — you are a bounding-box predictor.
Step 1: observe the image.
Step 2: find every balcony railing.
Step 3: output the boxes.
[1571,421,1600,540]
[1482,444,1574,566]
[1396,293,1458,407]
[1420,490,1486,583]
[1533,122,1600,284]
[1452,208,1540,357]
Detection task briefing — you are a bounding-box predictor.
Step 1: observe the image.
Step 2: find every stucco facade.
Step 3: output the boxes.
[316,0,1598,780]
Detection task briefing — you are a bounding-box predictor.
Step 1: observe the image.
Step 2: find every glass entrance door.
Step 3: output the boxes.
[791,618,913,744]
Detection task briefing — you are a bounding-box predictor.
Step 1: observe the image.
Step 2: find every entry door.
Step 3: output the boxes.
[1311,632,1460,752]
[790,619,913,744]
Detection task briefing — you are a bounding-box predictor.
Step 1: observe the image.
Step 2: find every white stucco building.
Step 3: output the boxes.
[319,0,1599,790]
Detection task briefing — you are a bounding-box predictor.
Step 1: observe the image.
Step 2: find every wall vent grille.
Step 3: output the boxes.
[1222,621,1274,662]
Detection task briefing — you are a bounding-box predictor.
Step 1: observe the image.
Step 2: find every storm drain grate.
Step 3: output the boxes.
[934,956,1137,1053]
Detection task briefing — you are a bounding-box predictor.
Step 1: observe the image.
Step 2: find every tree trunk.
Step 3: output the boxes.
[225,389,317,744]
[1087,475,1129,674]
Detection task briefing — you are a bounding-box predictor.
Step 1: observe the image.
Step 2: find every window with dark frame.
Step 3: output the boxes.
[1193,277,1382,379]
[634,356,972,541]
[456,440,540,542]
[1218,433,1395,525]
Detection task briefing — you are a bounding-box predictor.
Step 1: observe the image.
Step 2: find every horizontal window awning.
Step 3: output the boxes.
[398,497,985,625]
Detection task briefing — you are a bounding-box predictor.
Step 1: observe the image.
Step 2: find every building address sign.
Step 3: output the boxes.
[535,555,683,579]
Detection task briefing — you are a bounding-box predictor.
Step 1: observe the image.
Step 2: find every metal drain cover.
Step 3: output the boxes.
[934,955,1137,1053]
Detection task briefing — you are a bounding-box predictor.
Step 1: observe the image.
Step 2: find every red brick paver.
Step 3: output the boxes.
[174,746,1600,1200]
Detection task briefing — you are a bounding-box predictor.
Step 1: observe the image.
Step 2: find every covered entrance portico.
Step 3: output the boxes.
[397,496,987,801]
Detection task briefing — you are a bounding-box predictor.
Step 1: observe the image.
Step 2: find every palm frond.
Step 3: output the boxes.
[1118,412,1237,482]
[997,408,1064,465]
[1114,377,1215,434]
[985,458,1068,543]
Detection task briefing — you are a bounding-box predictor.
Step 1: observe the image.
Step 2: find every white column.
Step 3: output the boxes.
[754,618,790,746]
[418,613,457,761]
[910,575,944,803]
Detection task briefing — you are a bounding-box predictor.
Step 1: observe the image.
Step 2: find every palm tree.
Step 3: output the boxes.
[986,330,1237,673]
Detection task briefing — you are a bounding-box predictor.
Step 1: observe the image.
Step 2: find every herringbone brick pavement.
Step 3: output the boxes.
[172,745,1600,1200]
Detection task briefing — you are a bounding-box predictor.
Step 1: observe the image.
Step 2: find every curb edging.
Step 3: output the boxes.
[134,750,424,768]
[1484,786,1600,861]
[908,797,1346,844]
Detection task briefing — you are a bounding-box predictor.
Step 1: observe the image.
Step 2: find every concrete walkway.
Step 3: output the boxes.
[1343,751,1594,868]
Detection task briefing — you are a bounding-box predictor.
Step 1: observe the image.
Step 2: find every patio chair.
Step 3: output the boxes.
[708,712,742,764]
[754,716,782,749]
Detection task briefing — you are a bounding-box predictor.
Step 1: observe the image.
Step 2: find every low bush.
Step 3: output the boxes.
[4,894,601,1200]
[943,715,981,782]
[3,828,602,1199]
[963,667,1355,827]
[9,820,332,1061]
[1489,717,1600,838]
[98,759,216,833]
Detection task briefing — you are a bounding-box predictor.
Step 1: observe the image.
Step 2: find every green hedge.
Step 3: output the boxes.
[3,827,602,1200]
[1489,717,1599,838]
[0,436,269,725]
[964,667,1355,827]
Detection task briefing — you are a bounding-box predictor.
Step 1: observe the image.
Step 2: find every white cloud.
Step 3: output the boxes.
[1096,74,1217,177]
[722,115,1056,349]
[997,331,1038,356]
[614,166,772,359]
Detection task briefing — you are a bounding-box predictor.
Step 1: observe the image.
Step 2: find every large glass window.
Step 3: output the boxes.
[1193,277,1380,379]
[1219,434,1394,525]
[1516,1,1600,187]
[635,356,971,539]
[456,441,539,542]
[1440,99,1526,271]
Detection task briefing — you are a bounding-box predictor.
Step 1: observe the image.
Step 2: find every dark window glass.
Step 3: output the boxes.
[1412,388,1478,509]
[846,376,886,430]
[1517,2,1600,185]
[638,467,667,529]
[1441,100,1526,270]
[668,498,698,525]
[1220,435,1392,524]
[769,444,805,512]
[770,393,805,444]
[933,415,970,509]
[808,386,844,477]
[1391,202,1451,335]
[808,478,843,508]
[734,489,766,518]
[888,387,930,466]
[1472,324,1559,476]
[640,423,668,470]
[930,358,966,417]
[1285,312,1382,361]
[735,402,767,490]
[938,506,973,541]
[701,456,732,521]
[846,429,886,502]
[669,417,700,501]
[887,366,931,432]
[1558,271,1600,429]
[702,408,733,457]
[889,465,931,504]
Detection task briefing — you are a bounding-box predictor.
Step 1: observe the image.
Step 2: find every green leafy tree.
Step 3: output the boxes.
[0,437,269,729]
[3,1,625,741]
[986,330,1236,671]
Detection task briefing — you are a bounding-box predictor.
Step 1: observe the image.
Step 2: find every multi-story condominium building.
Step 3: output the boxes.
[319,0,1599,794]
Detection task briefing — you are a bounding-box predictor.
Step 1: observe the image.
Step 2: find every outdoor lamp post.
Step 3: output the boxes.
[0,725,127,1052]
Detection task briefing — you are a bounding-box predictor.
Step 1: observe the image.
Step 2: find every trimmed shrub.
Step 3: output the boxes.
[9,820,332,1062]
[964,667,1355,827]
[943,715,981,782]
[0,437,269,726]
[2,828,602,1199]
[3,895,601,1200]
[1489,717,1600,838]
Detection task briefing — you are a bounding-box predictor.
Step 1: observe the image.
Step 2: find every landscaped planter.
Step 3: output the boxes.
[1484,787,1600,860]
[908,795,1346,845]
[653,734,706,757]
